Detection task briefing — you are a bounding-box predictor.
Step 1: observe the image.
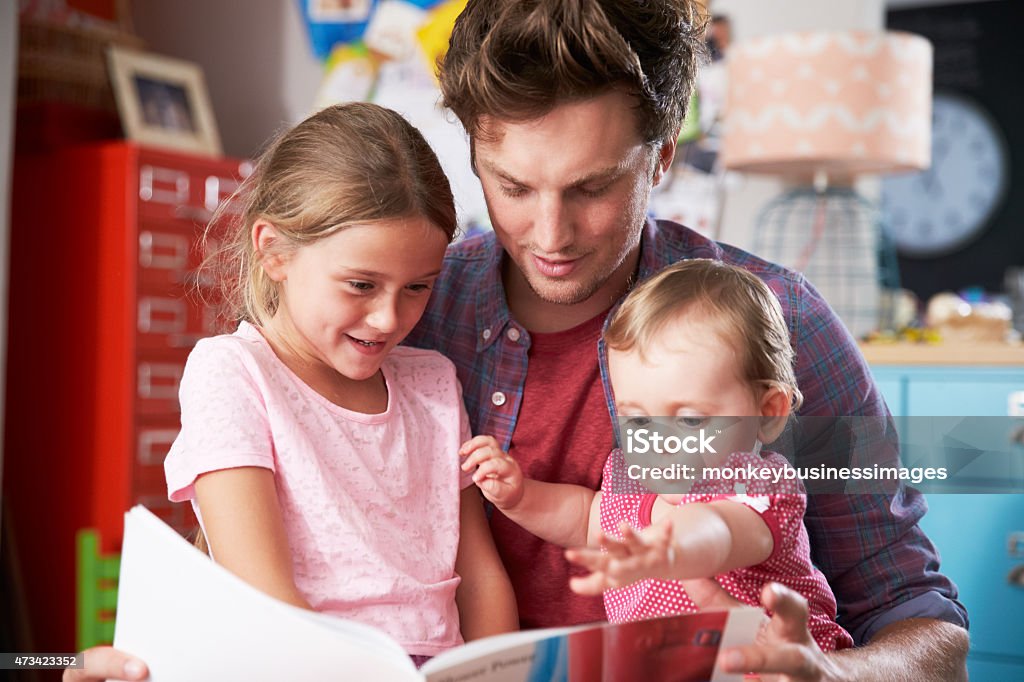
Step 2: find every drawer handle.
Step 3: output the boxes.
[139,231,189,271]
[138,298,187,335]
[205,175,241,212]
[173,205,214,224]
[135,493,173,511]
[139,166,189,204]
[138,429,179,466]
[173,268,216,288]
[1009,565,1024,588]
[1010,532,1024,558]
[138,363,182,400]
[168,333,208,348]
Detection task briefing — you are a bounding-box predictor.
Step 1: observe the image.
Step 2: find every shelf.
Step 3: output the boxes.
[859,342,1024,366]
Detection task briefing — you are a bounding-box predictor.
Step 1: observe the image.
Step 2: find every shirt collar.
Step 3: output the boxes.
[636,216,666,283]
[474,218,667,350]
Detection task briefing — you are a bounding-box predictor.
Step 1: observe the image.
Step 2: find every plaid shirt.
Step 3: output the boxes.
[404,218,967,644]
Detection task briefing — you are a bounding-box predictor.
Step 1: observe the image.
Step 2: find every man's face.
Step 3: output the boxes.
[474,90,674,307]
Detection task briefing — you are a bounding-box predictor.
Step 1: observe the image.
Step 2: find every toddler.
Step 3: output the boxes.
[461,258,853,651]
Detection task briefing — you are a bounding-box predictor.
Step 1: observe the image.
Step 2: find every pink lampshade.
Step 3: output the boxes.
[720,31,933,179]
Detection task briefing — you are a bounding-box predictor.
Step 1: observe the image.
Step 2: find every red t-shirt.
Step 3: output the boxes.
[490,311,613,628]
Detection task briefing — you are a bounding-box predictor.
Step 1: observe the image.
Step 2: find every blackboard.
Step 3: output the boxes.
[886,0,1023,301]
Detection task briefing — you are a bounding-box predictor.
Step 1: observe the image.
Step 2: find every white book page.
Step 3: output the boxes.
[713,606,769,682]
[113,506,419,682]
[422,608,765,682]
[295,608,415,665]
[421,625,584,675]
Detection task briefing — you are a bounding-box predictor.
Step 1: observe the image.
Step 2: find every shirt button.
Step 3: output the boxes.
[506,327,521,342]
[491,391,507,406]
[482,328,492,341]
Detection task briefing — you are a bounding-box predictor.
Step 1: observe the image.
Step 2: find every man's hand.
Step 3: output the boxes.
[63,647,148,682]
[565,521,678,594]
[683,580,847,682]
[720,583,846,682]
[459,435,525,510]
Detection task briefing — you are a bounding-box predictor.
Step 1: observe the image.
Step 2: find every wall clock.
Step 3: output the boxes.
[881,91,1009,258]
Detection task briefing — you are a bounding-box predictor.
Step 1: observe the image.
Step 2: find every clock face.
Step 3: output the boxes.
[881,91,1009,258]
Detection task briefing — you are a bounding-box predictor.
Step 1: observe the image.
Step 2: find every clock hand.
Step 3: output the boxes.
[919,166,943,196]
[919,138,949,195]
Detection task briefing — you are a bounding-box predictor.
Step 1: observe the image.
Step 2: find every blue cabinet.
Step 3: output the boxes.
[870,364,1024,680]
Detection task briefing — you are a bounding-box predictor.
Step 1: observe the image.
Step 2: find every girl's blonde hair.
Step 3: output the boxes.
[202,102,458,328]
[605,259,804,410]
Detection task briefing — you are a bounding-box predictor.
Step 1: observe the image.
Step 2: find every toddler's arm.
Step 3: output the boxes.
[566,498,774,595]
[459,435,600,548]
[194,466,313,610]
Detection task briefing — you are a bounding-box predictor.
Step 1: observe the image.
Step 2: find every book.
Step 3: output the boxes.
[114,506,764,681]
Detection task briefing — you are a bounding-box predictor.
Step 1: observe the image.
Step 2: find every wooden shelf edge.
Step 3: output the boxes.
[858,342,1024,366]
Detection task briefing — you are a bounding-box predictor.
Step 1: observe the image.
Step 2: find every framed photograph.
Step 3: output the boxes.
[106,46,222,156]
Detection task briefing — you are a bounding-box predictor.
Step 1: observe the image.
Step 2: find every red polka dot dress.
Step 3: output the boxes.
[600,449,854,651]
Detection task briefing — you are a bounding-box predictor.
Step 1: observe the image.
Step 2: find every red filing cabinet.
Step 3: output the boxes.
[3,142,249,653]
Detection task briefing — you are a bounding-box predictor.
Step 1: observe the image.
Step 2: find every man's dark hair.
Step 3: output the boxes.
[439,0,708,145]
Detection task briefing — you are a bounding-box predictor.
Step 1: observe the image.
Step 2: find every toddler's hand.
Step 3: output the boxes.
[459,435,525,510]
[565,520,678,595]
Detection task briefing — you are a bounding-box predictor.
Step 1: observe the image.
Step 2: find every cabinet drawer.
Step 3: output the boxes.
[870,372,905,416]
[869,364,1024,666]
[133,438,173,509]
[133,420,195,538]
[135,352,188,415]
[134,490,196,538]
[906,375,1024,416]
[136,150,248,225]
[919,494,1024,660]
[136,424,179,468]
[136,217,207,291]
[965,656,1024,682]
[136,291,216,352]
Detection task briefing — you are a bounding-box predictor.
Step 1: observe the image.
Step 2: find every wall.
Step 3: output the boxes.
[0,0,17,500]
[131,0,889,248]
[711,0,885,251]
[887,0,993,7]
[132,0,321,158]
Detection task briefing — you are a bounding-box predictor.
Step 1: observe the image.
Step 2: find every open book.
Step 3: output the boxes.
[114,506,764,681]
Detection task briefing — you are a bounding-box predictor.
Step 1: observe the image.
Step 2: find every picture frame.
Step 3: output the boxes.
[106,46,222,156]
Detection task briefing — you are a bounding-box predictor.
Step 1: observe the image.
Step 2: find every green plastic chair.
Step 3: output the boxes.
[76,528,120,651]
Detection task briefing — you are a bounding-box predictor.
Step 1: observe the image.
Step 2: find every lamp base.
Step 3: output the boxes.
[752,187,900,340]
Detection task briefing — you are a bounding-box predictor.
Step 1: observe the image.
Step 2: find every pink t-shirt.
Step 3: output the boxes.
[165,322,473,656]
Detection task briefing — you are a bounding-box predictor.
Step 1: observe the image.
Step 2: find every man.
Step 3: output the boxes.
[69,2,968,680]
[406,1,967,680]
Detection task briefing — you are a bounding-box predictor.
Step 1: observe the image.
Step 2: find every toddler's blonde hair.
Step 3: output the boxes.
[605,259,803,409]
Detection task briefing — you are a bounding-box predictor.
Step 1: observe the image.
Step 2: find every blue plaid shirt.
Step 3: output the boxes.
[405,217,967,644]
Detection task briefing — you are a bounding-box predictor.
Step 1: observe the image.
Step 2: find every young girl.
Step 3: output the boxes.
[461,258,853,651]
[163,102,517,663]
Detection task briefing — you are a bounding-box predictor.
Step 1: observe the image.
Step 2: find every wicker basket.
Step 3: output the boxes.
[18,20,144,112]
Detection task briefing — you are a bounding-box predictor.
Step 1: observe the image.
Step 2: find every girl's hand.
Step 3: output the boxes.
[459,435,525,510]
[63,647,148,682]
[565,520,678,595]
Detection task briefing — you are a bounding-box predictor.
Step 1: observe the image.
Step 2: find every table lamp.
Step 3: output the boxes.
[721,30,932,338]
